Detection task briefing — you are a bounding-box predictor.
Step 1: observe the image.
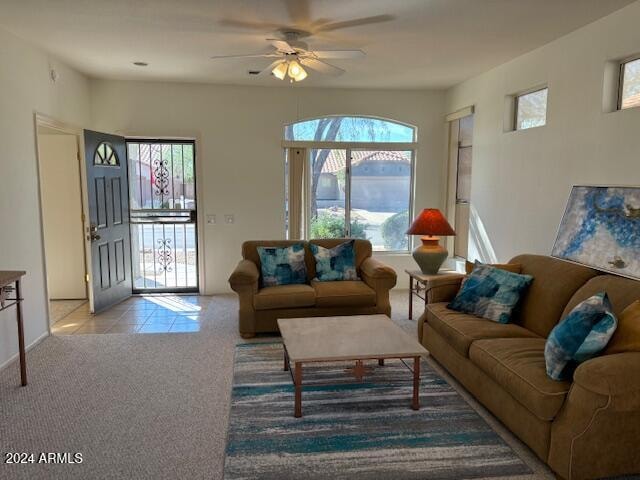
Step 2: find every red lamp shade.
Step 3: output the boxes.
[406,209,456,237]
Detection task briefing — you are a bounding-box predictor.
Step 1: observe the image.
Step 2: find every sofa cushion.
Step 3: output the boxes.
[254,284,316,311]
[308,239,371,279]
[470,338,571,421]
[448,264,533,323]
[312,280,376,308]
[509,254,598,337]
[243,240,316,283]
[545,292,617,380]
[257,243,308,287]
[605,300,640,354]
[425,302,539,357]
[310,240,359,281]
[562,274,640,319]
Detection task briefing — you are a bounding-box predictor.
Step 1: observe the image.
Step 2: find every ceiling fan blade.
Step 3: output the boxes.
[268,39,296,54]
[300,58,345,76]
[284,0,311,25]
[314,14,395,33]
[311,50,365,59]
[210,53,278,60]
[259,60,285,75]
[219,19,284,31]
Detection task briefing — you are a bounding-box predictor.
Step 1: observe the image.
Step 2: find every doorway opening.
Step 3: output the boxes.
[446,109,474,259]
[126,140,199,293]
[35,118,90,329]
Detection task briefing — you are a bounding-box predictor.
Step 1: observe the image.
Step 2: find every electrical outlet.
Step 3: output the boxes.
[224,214,234,224]
[206,214,216,225]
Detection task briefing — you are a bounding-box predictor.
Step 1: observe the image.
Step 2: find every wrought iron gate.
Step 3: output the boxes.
[127,140,198,292]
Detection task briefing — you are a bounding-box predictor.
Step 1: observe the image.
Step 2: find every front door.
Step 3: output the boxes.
[84,130,132,312]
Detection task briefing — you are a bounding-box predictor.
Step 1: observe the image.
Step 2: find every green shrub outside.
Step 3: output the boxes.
[310,212,367,239]
[381,210,409,250]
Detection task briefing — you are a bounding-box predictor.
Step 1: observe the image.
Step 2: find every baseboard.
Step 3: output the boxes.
[0,331,50,372]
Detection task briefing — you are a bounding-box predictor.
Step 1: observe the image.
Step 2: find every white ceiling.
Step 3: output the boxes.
[0,0,635,89]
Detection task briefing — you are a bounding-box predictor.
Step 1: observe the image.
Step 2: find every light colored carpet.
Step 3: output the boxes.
[0,292,552,480]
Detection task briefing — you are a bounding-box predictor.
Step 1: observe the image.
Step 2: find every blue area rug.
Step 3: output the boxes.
[224,342,533,480]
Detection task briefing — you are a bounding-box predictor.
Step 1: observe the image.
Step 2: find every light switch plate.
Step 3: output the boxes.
[224,214,234,224]
[206,214,216,225]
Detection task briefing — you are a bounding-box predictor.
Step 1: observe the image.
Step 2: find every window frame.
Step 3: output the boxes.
[513,86,548,131]
[617,55,640,111]
[283,116,418,254]
[301,147,416,254]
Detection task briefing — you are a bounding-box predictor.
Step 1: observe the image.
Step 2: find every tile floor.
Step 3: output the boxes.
[49,299,88,324]
[51,295,211,335]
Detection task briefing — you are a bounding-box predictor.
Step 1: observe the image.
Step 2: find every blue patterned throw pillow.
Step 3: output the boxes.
[448,263,533,323]
[310,240,358,282]
[545,292,617,381]
[257,244,307,287]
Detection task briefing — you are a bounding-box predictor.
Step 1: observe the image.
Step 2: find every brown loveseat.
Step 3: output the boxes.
[418,254,640,480]
[229,239,397,338]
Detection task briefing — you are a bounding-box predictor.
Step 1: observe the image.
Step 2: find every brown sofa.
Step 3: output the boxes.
[229,239,397,338]
[418,254,640,480]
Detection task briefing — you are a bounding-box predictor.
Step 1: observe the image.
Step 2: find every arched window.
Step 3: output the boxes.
[284,115,416,143]
[284,116,417,252]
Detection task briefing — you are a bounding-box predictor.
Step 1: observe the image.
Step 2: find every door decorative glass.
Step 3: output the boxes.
[127,140,198,291]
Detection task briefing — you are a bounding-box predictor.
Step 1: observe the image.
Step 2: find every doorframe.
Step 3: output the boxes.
[33,112,93,328]
[125,134,206,295]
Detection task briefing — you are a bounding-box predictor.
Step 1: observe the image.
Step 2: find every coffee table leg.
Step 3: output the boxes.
[412,356,420,410]
[294,362,302,418]
[283,347,289,371]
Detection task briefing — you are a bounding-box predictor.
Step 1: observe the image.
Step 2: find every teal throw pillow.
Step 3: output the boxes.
[544,292,617,381]
[448,262,533,323]
[310,240,358,282]
[257,244,307,287]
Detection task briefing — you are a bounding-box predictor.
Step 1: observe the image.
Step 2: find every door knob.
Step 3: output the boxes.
[87,224,101,242]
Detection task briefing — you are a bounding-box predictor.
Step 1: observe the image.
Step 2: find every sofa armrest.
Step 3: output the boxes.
[573,352,640,398]
[360,257,396,315]
[228,260,259,291]
[361,257,397,282]
[548,352,640,479]
[426,275,464,304]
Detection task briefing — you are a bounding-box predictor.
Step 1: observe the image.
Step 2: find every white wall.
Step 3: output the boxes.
[445,1,640,263]
[90,81,446,293]
[0,28,91,368]
[38,134,86,299]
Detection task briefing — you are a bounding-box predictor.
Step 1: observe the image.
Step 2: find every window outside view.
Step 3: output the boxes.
[515,88,548,130]
[287,116,415,252]
[620,58,640,110]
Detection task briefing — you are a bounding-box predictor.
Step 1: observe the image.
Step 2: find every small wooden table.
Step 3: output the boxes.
[405,269,465,320]
[0,271,27,386]
[278,315,428,418]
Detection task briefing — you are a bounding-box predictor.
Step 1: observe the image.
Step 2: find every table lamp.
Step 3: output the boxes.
[406,209,456,274]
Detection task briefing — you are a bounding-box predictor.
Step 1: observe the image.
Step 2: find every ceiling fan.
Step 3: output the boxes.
[211,1,394,82]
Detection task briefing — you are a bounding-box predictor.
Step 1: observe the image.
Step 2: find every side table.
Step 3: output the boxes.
[405,269,465,320]
[0,271,27,386]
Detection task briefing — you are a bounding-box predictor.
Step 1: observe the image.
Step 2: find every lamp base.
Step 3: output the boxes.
[412,237,448,274]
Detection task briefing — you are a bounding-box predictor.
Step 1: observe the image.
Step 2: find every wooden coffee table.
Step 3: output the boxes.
[277,314,429,418]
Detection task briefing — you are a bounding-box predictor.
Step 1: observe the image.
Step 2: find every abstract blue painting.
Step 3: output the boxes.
[552,186,640,280]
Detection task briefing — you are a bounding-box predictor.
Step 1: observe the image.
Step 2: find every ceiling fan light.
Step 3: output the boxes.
[288,60,303,78]
[293,65,308,82]
[272,62,287,80]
